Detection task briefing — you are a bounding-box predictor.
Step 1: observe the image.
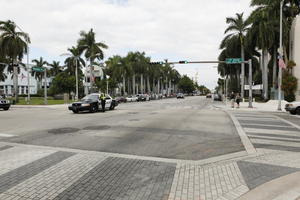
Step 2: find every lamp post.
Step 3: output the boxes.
[278,0,284,111]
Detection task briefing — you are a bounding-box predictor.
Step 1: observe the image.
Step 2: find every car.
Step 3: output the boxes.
[0,95,10,111]
[126,96,138,102]
[285,101,300,115]
[213,93,222,101]
[116,96,127,103]
[206,93,212,98]
[136,94,150,101]
[176,93,184,99]
[68,93,118,113]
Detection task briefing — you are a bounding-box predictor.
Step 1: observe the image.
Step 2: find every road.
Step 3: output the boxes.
[0,96,244,160]
[0,97,300,200]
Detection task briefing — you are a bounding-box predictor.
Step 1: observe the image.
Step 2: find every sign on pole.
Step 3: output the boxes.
[32,67,44,72]
[225,58,244,64]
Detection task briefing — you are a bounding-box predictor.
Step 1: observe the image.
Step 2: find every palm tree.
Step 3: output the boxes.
[49,61,62,77]
[64,46,85,75]
[77,29,108,93]
[32,57,48,89]
[222,13,250,98]
[0,20,30,102]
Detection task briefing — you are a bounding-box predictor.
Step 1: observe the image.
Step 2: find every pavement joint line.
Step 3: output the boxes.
[225,111,257,155]
[274,115,300,130]
[0,141,258,166]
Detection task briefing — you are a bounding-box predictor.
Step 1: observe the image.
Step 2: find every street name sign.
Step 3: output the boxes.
[32,67,44,72]
[226,58,244,64]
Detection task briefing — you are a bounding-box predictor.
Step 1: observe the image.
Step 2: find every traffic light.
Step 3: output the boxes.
[150,62,164,65]
[179,61,188,64]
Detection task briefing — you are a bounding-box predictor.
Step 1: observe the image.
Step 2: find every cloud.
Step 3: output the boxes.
[0,0,253,89]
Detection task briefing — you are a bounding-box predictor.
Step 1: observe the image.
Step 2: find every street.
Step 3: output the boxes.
[0,97,300,200]
[0,96,243,160]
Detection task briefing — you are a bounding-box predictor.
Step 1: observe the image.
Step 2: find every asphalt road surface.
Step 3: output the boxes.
[0,96,244,160]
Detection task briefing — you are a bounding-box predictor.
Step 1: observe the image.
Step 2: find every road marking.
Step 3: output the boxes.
[226,111,257,155]
[274,115,300,130]
[0,133,15,137]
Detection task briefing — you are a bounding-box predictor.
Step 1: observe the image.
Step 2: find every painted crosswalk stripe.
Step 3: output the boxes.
[0,133,15,137]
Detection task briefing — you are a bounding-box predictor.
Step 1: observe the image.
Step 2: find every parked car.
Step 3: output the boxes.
[68,93,118,113]
[116,96,127,103]
[126,96,138,102]
[213,93,222,101]
[285,101,300,115]
[176,93,184,99]
[0,95,10,110]
[206,93,212,98]
[136,94,150,101]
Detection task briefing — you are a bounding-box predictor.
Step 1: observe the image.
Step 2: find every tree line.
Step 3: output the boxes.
[218,0,300,102]
[0,21,206,102]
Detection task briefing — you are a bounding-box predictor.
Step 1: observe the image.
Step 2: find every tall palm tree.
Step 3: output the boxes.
[64,46,85,75]
[222,13,250,98]
[32,57,48,89]
[49,61,62,77]
[0,20,30,102]
[77,29,108,93]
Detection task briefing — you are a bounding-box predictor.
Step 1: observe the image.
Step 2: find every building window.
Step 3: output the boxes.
[21,86,25,94]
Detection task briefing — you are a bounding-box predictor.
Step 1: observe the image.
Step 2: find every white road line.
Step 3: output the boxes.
[274,115,300,130]
[244,128,300,136]
[226,111,257,155]
[0,133,15,137]
[240,123,293,128]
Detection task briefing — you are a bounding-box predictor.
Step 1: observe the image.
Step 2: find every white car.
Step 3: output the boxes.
[285,101,300,115]
[126,96,138,102]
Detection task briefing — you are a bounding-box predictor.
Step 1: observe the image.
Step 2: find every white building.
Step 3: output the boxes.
[291,15,300,100]
[0,65,51,96]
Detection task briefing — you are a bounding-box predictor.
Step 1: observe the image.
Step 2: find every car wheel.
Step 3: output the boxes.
[296,107,300,115]
[72,109,79,114]
[290,110,296,115]
[3,107,9,111]
[90,104,98,113]
[109,104,115,110]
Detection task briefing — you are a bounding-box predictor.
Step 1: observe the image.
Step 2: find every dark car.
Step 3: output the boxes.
[206,93,212,98]
[0,96,10,111]
[68,93,118,113]
[116,96,127,103]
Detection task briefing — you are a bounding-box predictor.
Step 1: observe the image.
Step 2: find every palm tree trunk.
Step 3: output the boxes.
[262,49,269,100]
[241,46,245,99]
[272,48,277,89]
[132,74,136,95]
[140,74,143,94]
[123,76,126,95]
[157,79,160,94]
[13,61,18,103]
[147,76,150,93]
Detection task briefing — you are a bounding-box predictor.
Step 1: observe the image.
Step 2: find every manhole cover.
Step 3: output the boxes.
[48,127,80,134]
[83,125,111,130]
[129,119,140,121]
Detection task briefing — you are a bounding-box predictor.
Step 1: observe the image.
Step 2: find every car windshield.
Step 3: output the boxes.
[81,94,99,101]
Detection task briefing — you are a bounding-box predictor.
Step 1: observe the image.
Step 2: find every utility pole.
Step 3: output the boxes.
[248,59,253,108]
[44,67,47,105]
[278,0,284,111]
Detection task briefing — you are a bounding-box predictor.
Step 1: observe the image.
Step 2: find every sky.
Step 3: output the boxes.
[0,0,253,89]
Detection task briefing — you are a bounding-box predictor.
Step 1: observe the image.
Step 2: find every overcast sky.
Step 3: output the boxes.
[0,0,253,89]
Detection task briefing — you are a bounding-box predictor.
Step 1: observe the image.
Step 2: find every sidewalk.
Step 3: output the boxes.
[11,104,68,109]
[218,100,288,112]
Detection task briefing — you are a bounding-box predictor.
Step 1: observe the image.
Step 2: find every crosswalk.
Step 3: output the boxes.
[233,112,300,152]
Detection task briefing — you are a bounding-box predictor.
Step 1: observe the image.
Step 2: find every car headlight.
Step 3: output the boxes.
[82,103,90,107]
